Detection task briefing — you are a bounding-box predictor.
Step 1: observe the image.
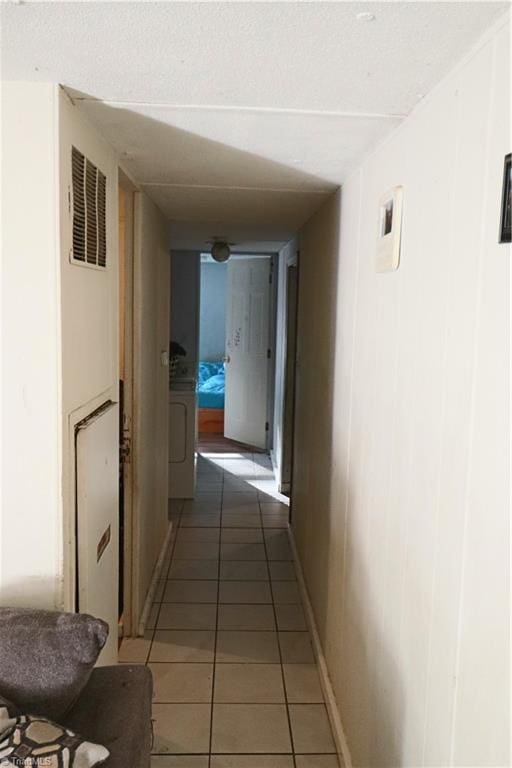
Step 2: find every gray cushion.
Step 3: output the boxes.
[0,608,108,721]
[64,665,153,768]
[0,693,20,718]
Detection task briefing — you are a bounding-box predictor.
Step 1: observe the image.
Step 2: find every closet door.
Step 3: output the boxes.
[76,402,119,665]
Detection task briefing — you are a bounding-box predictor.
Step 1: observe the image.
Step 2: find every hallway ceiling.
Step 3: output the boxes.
[2,1,507,251]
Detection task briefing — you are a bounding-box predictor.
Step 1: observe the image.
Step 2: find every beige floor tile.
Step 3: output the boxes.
[183,500,221,513]
[223,487,259,496]
[219,580,272,604]
[194,491,223,501]
[222,494,259,508]
[163,580,218,603]
[223,477,252,486]
[211,704,291,753]
[262,513,289,529]
[150,630,215,662]
[157,603,217,630]
[222,502,261,513]
[168,559,219,580]
[220,561,269,581]
[152,703,211,754]
[283,664,324,703]
[150,662,213,703]
[289,705,336,754]
[218,604,275,631]
[214,663,285,703]
[278,632,315,663]
[221,528,263,543]
[221,512,262,528]
[211,758,293,768]
[195,485,223,492]
[154,581,166,602]
[269,562,297,581]
[152,757,209,767]
[195,476,222,483]
[118,632,152,663]
[176,527,220,543]
[220,542,266,561]
[275,604,307,631]
[173,541,220,560]
[260,502,288,513]
[272,581,301,604]
[258,491,282,503]
[180,514,221,528]
[264,530,293,561]
[216,631,280,663]
[295,756,340,767]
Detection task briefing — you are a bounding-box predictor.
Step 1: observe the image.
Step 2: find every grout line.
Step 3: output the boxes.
[207,459,224,767]
[146,503,183,661]
[259,484,297,767]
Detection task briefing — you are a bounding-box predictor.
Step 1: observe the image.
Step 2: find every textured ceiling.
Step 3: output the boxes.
[1,1,507,250]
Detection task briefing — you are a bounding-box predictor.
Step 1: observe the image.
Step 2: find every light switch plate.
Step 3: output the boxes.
[376,186,403,272]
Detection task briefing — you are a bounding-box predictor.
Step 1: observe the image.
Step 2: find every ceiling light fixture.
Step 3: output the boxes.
[210,240,231,263]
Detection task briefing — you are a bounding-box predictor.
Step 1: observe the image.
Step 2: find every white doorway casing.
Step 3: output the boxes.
[76,402,119,665]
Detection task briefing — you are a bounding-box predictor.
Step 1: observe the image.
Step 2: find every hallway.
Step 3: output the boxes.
[120,447,339,767]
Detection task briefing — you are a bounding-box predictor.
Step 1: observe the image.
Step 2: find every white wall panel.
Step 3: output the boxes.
[294,16,510,768]
[1,83,61,607]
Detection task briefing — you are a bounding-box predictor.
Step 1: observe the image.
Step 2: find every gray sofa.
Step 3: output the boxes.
[0,607,153,768]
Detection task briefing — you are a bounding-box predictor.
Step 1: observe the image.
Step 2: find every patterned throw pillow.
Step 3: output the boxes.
[0,707,109,767]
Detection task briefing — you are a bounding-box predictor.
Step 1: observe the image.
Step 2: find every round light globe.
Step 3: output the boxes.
[211,241,231,262]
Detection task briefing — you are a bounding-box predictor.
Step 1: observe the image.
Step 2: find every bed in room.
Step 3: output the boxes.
[197,361,225,434]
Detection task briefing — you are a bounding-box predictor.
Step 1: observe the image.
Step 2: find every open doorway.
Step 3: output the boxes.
[197,254,276,451]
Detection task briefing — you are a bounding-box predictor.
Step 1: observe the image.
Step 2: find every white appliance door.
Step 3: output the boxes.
[224,257,271,449]
[76,402,119,665]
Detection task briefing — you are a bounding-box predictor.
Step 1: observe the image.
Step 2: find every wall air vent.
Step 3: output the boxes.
[71,146,107,268]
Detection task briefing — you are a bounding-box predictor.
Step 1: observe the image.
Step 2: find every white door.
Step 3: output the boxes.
[225,257,271,449]
[76,402,119,665]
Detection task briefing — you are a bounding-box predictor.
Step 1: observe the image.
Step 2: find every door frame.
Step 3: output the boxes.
[281,257,299,495]
[118,169,136,637]
[266,253,279,451]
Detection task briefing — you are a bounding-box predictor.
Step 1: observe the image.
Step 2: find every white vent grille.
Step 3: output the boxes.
[71,146,107,268]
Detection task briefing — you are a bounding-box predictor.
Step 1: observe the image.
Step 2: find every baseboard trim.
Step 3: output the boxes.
[137,521,173,636]
[288,527,353,768]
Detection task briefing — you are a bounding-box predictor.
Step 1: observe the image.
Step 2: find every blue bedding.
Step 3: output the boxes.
[197,361,225,409]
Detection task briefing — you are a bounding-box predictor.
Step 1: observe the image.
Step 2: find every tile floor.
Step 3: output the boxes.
[119,447,339,768]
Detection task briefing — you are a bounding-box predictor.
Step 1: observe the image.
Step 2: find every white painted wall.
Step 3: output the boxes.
[199,261,227,362]
[170,250,200,376]
[1,85,120,613]
[58,89,120,610]
[2,85,170,638]
[1,82,62,607]
[293,16,510,768]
